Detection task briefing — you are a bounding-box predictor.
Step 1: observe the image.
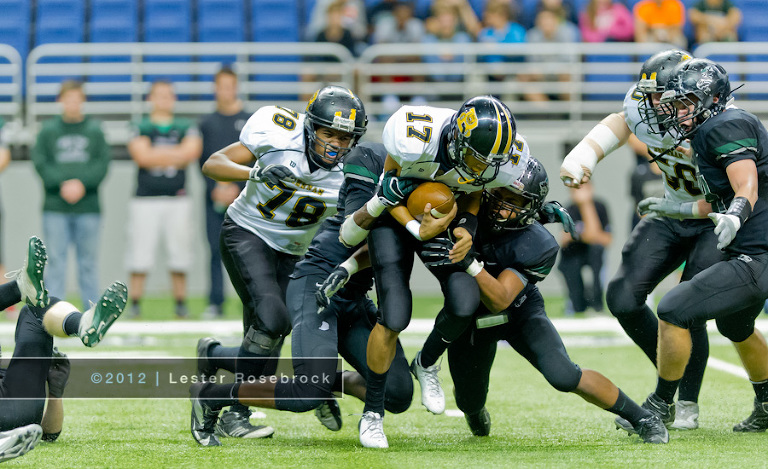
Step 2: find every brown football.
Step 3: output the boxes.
[406,182,456,220]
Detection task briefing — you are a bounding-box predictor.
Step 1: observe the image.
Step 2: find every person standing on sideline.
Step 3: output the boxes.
[126,80,202,318]
[198,67,250,319]
[32,80,111,308]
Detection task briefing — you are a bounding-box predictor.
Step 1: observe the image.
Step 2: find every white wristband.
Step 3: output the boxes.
[587,122,621,156]
[339,215,369,248]
[465,259,484,277]
[405,220,422,241]
[680,201,700,218]
[340,257,359,276]
[366,196,386,217]
[561,141,597,182]
[249,165,260,182]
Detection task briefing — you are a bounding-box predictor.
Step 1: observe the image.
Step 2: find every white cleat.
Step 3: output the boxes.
[359,411,388,448]
[671,400,699,430]
[410,353,445,415]
[0,424,43,463]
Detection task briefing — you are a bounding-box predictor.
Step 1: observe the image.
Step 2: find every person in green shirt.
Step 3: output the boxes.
[31,80,111,307]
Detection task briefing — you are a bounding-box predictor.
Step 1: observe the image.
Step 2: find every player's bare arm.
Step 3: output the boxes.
[202,141,256,182]
[561,112,631,187]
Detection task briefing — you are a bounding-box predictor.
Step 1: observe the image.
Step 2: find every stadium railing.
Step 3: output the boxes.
[0,44,24,141]
[12,41,768,147]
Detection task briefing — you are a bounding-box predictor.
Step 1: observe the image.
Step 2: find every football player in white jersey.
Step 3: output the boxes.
[199,85,367,438]
[560,50,726,432]
[337,96,530,448]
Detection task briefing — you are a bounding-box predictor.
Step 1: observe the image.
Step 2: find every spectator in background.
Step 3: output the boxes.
[315,0,358,55]
[306,0,367,44]
[557,182,612,315]
[478,0,526,49]
[425,0,482,38]
[633,0,687,48]
[579,0,635,42]
[31,80,111,308]
[372,0,425,44]
[520,6,580,102]
[126,81,202,319]
[689,0,741,45]
[423,2,473,88]
[0,119,11,317]
[522,0,579,29]
[198,68,249,319]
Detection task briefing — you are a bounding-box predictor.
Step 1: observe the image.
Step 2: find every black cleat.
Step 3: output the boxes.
[47,347,70,398]
[634,415,669,444]
[196,337,221,379]
[642,392,675,427]
[733,398,768,432]
[465,407,491,436]
[190,383,222,447]
[315,399,342,431]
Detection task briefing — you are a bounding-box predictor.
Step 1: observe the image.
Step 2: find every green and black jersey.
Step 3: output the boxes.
[133,117,199,197]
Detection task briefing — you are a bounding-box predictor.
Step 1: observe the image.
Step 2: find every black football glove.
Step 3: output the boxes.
[47,347,70,398]
[315,265,352,312]
[538,201,578,240]
[249,163,296,186]
[377,169,420,207]
[420,236,478,270]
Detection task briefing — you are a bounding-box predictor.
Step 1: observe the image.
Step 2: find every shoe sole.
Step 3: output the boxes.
[0,424,43,462]
[24,236,48,308]
[315,402,342,431]
[190,385,221,447]
[82,281,128,347]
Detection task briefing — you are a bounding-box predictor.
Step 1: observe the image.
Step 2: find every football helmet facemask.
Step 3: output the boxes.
[658,58,731,142]
[482,158,549,231]
[636,49,693,134]
[304,85,367,169]
[447,96,516,187]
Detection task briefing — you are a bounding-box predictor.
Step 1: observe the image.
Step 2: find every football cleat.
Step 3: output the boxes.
[79,281,127,347]
[465,407,491,436]
[733,398,768,432]
[0,424,43,463]
[196,337,221,379]
[190,383,222,447]
[641,392,676,427]
[634,415,669,444]
[671,400,699,430]
[214,409,274,439]
[410,353,445,415]
[359,411,388,449]
[6,236,48,308]
[175,303,190,319]
[315,399,342,431]
[47,347,71,398]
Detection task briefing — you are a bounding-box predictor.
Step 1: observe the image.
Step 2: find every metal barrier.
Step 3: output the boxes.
[0,45,23,143]
[15,41,768,146]
[26,42,355,145]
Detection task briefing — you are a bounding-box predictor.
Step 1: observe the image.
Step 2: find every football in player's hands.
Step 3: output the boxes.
[406,182,456,221]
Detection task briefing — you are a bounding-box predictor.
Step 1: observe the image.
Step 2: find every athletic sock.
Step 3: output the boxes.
[614,304,658,365]
[0,282,21,310]
[655,377,681,404]
[208,344,238,373]
[752,379,768,402]
[363,369,388,415]
[608,389,648,425]
[679,323,709,402]
[418,332,449,368]
[201,383,240,411]
[63,312,83,336]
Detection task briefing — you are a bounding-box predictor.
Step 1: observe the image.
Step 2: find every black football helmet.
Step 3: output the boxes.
[304,85,367,169]
[482,158,549,231]
[636,49,692,133]
[447,96,516,187]
[658,58,731,142]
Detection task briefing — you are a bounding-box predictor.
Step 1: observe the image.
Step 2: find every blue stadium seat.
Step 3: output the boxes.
[90,0,138,42]
[35,0,85,45]
[583,54,635,101]
[143,0,193,84]
[198,0,245,42]
[0,0,31,60]
[252,0,300,41]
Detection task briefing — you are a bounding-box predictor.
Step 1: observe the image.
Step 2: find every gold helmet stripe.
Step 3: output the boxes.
[501,106,513,155]
[490,100,504,155]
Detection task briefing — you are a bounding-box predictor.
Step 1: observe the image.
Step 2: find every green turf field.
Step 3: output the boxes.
[2,295,766,468]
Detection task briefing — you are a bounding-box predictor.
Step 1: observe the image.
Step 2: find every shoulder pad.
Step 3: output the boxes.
[240,106,305,158]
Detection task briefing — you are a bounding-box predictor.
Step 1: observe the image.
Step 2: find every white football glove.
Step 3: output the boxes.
[708,212,741,250]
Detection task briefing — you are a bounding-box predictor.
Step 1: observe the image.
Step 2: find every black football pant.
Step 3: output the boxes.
[274,274,412,414]
[558,244,605,313]
[606,216,724,402]
[448,289,582,416]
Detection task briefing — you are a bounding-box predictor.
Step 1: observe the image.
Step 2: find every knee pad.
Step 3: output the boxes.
[274,380,331,413]
[243,326,282,355]
[546,363,582,393]
[716,318,756,343]
[606,278,643,318]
